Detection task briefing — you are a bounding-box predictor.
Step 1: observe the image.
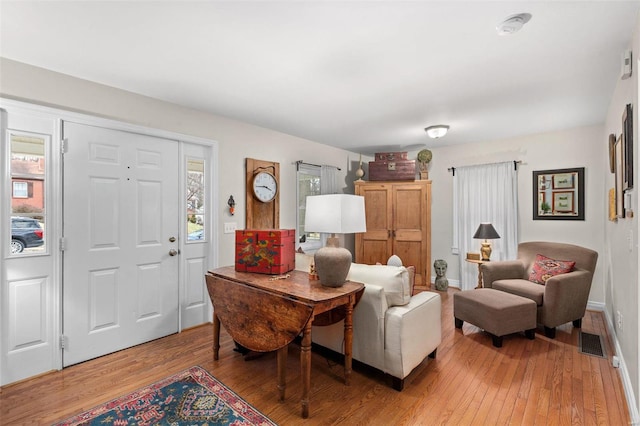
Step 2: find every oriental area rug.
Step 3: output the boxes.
[53,366,276,426]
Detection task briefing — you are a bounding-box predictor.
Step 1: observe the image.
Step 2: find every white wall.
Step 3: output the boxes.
[0,58,363,268]
[413,125,605,297]
[603,12,640,420]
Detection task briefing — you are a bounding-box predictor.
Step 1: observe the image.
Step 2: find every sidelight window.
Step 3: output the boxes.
[186,158,206,242]
[9,133,47,255]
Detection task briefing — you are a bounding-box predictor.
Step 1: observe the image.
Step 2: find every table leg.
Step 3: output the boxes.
[344,295,355,385]
[213,312,220,361]
[475,264,483,289]
[300,320,312,419]
[277,346,287,402]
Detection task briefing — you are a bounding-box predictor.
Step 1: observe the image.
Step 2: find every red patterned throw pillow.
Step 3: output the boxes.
[528,254,576,284]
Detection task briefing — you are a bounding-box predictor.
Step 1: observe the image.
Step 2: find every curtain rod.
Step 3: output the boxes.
[448,160,522,176]
[295,160,341,171]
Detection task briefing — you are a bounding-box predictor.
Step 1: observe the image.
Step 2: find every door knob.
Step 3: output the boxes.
[169,249,178,256]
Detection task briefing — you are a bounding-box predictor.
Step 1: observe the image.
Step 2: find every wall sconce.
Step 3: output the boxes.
[227,195,236,215]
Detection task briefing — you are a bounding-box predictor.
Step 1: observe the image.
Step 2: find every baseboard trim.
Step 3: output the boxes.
[586,301,605,311]
[600,305,640,425]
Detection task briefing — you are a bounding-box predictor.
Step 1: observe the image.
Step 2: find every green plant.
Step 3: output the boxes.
[12,204,44,221]
[541,201,551,213]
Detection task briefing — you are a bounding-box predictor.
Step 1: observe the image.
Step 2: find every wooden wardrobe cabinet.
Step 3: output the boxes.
[355,180,431,290]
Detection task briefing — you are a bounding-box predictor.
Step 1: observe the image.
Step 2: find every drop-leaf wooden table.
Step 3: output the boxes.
[205,266,364,418]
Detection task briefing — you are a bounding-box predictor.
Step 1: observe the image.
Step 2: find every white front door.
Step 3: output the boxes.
[62,122,180,366]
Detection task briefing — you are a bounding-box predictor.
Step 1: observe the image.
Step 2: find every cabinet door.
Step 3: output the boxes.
[392,183,428,285]
[355,183,393,264]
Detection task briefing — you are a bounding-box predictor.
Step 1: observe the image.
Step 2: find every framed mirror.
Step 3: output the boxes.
[533,167,585,220]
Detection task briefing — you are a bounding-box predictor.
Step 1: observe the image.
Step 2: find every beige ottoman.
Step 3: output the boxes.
[454,288,536,347]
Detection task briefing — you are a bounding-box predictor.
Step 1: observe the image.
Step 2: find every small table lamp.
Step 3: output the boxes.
[304,194,366,287]
[473,223,500,261]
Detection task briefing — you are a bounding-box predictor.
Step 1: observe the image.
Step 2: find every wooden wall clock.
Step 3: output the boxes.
[246,158,280,229]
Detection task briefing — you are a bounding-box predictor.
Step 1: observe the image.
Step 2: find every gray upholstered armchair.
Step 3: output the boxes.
[480,242,598,338]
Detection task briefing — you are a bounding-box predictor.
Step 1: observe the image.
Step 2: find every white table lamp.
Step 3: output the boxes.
[304,194,366,287]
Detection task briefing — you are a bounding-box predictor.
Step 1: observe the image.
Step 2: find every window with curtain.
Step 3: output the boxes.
[296,163,339,252]
[453,161,519,290]
[297,163,321,250]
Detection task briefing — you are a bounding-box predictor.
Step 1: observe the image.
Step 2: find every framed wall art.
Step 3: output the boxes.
[623,103,633,191]
[608,134,616,174]
[615,135,625,218]
[609,188,617,221]
[533,167,585,220]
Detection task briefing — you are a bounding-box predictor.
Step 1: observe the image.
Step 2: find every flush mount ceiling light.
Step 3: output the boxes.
[496,13,532,36]
[425,125,450,139]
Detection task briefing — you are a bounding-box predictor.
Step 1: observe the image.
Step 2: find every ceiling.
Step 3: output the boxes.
[1,1,639,154]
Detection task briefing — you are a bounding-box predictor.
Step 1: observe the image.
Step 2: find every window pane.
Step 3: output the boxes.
[10,134,46,255]
[297,171,321,243]
[186,158,205,242]
[12,182,28,198]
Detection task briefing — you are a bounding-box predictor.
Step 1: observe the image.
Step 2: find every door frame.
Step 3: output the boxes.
[0,98,219,384]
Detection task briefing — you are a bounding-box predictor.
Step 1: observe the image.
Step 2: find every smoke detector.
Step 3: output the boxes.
[496,13,532,35]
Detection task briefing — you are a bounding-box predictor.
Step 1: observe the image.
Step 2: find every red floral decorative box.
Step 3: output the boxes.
[235,229,296,274]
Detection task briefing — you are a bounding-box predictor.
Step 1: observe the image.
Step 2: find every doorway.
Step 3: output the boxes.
[62,122,181,366]
[1,100,217,384]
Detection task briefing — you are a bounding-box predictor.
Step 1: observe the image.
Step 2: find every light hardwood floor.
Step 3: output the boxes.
[0,288,630,425]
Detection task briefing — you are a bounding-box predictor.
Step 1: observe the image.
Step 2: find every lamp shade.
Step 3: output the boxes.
[304,194,366,234]
[304,194,366,287]
[473,223,500,240]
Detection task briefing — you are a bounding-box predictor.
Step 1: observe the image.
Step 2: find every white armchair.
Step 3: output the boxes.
[296,254,441,390]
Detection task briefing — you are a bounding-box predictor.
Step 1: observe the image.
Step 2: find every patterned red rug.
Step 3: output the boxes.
[53,366,276,425]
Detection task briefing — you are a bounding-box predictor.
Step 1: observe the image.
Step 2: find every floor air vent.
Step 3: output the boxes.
[578,332,606,359]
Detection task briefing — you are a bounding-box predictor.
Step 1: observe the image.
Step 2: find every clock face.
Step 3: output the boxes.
[252,171,278,202]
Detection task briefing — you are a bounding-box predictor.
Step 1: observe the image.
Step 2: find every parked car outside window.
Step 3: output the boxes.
[11,216,44,253]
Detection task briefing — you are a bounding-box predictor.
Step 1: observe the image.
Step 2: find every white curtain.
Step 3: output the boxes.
[453,161,518,290]
[319,165,339,246]
[320,165,338,195]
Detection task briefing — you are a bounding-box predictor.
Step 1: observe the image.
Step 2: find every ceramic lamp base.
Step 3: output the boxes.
[314,245,352,287]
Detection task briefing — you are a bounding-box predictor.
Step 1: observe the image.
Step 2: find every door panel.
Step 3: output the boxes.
[90,178,119,247]
[393,184,428,285]
[62,122,180,367]
[2,114,58,386]
[395,187,423,230]
[89,269,118,331]
[181,144,212,329]
[356,184,393,265]
[8,277,48,349]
